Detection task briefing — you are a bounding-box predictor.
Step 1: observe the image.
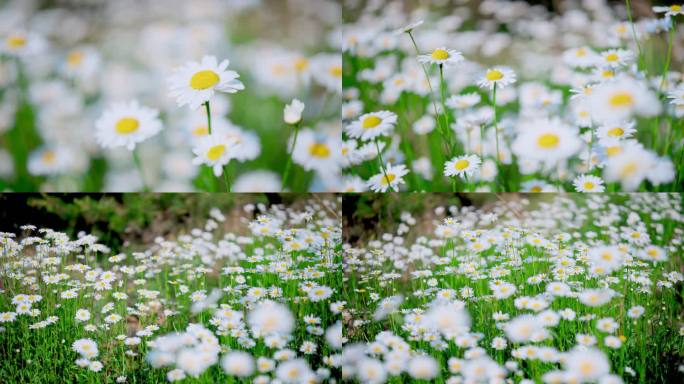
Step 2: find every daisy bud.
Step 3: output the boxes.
[283,99,305,125]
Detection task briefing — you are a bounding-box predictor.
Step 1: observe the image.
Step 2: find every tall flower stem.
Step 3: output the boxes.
[492,83,500,170]
[407,32,450,156]
[438,64,453,153]
[204,101,213,135]
[653,20,676,154]
[625,0,646,71]
[223,164,232,192]
[132,149,148,192]
[374,138,392,192]
[281,122,300,191]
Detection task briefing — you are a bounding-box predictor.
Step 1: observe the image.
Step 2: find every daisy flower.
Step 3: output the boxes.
[291,129,341,176]
[446,93,481,109]
[599,49,633,68]
[1,30,46,58]
[192,134,239,177]
[653,4,683,17]
[72,338,98,359]
[27,146,77,176]
[345,111,397,141]
[221,352,255,377]
[667,85,684,105]
[367,163,408,192]
[478,67,516,90]
[168,55,244,110]
[511,118,582,165]
[572,175,605,192]
[395,20,424,34]
[311,53,342,94]
[444,154,481,178]
[417,47,464,67]
[587,76,660,123]
[596,120,636,143]
[95,100,162,151]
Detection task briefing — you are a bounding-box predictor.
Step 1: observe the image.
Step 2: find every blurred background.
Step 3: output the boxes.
[0,0,342,192]
[0,193,340,252]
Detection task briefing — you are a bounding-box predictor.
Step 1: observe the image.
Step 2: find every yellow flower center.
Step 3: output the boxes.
[431,49,449,60]
[294,57,309,72]
[362,116,382,129]
[486,69,504,81]
[671,5,682,11]
[454,159,470,170]
[67,51,83,67]
[193,126,209,136]
[647,249,658,256]
[115,117,140,135]
[530,186,542,192]
[309,143,331,158]
[605,146,622,156]
[207,144,226,161]
[601,251,613,261]
[6,35,26,48]
[42,150,57,164]
[329,66,342,78]
[575,48,587,57]
[602,70,614,78]
[605,53,618,62]
[189,70,220,90]
[607,127,624,137]
[579,361,594,375]
[537,133,560,149]
[608,92,634,108]
[381,173,396,185]
[583,182,594,190]
[619,162,638,178]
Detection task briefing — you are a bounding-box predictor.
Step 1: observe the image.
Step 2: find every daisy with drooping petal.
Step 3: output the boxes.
[345,111,397,141]
[417,47,464,67]
[444,154,481,178]
[572,175,605,192]
[168,55,244,110]
[653,4,683,17]
[367,163,408,192]
[192,134,239,177]
[478,67,517,90]
[95,100,162,151]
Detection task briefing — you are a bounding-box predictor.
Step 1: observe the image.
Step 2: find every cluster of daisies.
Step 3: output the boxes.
[0,0,341,192]
[341,0,683,192]
[0,196,343,382]
[342,193,684,383]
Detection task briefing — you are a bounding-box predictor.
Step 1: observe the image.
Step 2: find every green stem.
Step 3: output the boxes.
[407,32,450,157]
[222,164,232,192]
[281,123,300,191]
[439,64,452,154]
[132,149,148,192]
[374,138,393,192]
[204,101,212,135]
[625,0,646,72]
[492,83,501,191]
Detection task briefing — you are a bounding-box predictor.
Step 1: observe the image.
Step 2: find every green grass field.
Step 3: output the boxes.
[342,193,684,383]
[0,195,342,383]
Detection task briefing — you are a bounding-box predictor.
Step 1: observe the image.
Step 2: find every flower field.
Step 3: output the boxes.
[342,1,683,192]
[342,193,684,383]
[0,194,342,383]
[0,0,341,192]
